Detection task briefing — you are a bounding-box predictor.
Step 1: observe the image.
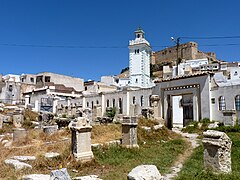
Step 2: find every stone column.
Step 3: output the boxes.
[202,130,232,174]
[69,117,94,162]
[52,98,58,114]
[24,95,30,108]
[71,104,77,117]
[122,116,139,148]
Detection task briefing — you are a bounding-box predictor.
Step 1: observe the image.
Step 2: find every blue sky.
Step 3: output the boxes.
[0,0,240,81]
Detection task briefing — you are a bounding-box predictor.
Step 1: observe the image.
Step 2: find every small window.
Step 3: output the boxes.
[107,99,110,107]
[86,102,89,107]
[140,96,144,107]
[136,79,138,83]
[113,99,115,107]
[45,76,51,82]
[133,96,136,104]
[96,100,99,105]
[85,86,87,91]
[211,98,215,104]
[91,101,94,109]
[235,95,240,111]
[234,71,238,76]
[219,96,226,111]
[30,77,34,83]
[8,85,13,92]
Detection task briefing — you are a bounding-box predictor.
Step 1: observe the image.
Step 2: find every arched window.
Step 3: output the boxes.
[86,102,89,107]
[133,96,136,104]
[219,96,226,111]
[140,96,144,107]
[107,99,109,107]
[235,95,240,111]
[91,101,94,109]
[96,100,99,105]
[113,99,115,107]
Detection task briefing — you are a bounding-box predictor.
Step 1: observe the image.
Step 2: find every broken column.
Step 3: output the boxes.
[92,105,102,122]
[122,116,139,148]
[69,117,94,162]
[150,95,164,124]
[202,130,232,173]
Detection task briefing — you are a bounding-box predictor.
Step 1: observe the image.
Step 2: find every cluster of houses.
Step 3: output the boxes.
[1,28,240,128]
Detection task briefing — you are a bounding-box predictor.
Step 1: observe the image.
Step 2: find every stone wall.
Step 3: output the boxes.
[152,42,217,65]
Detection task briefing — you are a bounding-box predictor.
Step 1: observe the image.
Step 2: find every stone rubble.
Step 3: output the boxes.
[50,168,71,180]
[208,122,219,129]
[127,165,162,180]
[22,174,50,180]
[4,159,32,170]
[44,152,60,159]
[13,156,36,161]
[73,175,103,180]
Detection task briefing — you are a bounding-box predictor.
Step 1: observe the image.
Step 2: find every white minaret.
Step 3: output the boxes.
[129,27,152,88]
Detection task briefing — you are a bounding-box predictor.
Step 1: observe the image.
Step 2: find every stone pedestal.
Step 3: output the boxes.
[151,95,164,124]
[222,110,237,126]
[122,116,139,148]
[69,117,94,162]
[13,128,27,142]
[13,114,24,128]
[202,130,232,173]
[43,125,58,135]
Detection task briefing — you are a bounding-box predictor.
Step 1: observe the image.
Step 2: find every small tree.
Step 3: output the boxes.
[106,107,117,120]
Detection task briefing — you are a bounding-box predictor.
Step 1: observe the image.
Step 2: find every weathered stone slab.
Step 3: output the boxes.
[50,168,71,180]
[202,130,232,173]
[4,159,32,170]
[127,165,162,180]
[13,128,27,142]
[23,174,50,180]
[208,122,219,129]
[13,156,36,161]
[43,125,58,135]
[73,175,102,180]
[153,124,163,130]
[45,152,60,158]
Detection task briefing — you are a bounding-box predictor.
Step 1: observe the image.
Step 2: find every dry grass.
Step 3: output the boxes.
[92,124,121,144]
[0,120,184,179]
[0,124,122,178]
